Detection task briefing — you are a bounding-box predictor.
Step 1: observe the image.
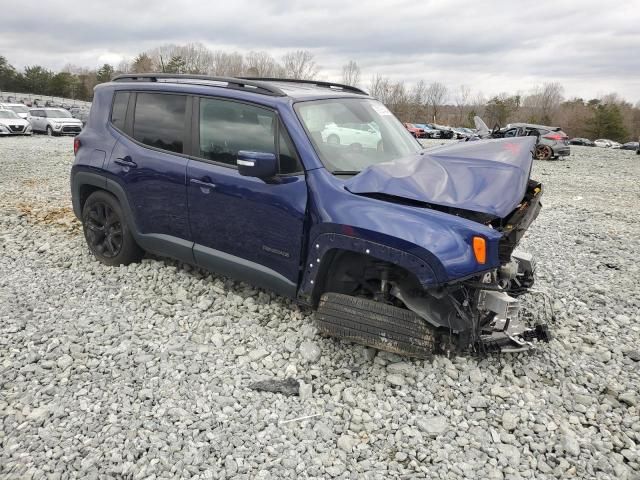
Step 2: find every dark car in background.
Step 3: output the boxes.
[569,137,595,146]
[619,141,639,151]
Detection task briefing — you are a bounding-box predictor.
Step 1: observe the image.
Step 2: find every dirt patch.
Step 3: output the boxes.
[16,202,81,233]
[21,178,44,188]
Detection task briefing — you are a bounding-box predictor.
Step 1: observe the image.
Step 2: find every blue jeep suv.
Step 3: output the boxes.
[71,74,549,356]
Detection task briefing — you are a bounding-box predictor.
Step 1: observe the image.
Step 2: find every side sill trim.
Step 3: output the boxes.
[194,243,297,298]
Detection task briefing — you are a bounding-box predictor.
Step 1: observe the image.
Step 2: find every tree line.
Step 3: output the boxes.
[2,43,638,141]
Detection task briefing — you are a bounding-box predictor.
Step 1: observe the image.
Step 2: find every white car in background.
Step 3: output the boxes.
[321,122,382,150]
[0,103,31,119]
[28,108,83,136]
[0,109,32,136]
[594,139,613,148]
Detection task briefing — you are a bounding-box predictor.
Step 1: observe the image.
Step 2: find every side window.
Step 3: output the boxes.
[110,91,129,131]
[199,98,275,166]
[198,97,302,173]
[504,129,517,138]
[133,93,186,154]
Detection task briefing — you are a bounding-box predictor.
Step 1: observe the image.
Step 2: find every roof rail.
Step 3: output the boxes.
[111,73,286,97]
[240,77,368,95]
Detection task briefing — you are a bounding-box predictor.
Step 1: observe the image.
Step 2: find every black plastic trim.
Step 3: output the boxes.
[194,243,297,298]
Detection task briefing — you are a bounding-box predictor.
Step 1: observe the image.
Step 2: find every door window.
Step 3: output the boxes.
[133,93,186,154]
[199,97,302,173]
[199,98,276,166]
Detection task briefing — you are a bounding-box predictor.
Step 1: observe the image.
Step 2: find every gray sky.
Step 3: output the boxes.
[3,0,639,103]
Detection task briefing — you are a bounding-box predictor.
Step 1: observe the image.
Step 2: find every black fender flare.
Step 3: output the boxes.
[298,232,445,304]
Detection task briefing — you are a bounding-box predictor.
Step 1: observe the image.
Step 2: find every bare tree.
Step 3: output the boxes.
[409,80,427,120]
[245,51,281,77]
[341,60,361,87]
[368,74,391,104]
[523,82,564,124]
[454,85,471,126]
[210,51,244,76]
[177,43,215,74]
[425,82,448,123]
[281,50,318,79]
[131,54,154,73]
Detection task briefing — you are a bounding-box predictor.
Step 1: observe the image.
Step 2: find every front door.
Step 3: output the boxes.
[187,97,307,297]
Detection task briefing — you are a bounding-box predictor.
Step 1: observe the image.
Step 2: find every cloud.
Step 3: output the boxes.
[1,0,639,102]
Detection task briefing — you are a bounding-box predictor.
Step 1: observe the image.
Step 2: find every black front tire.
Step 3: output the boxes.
[82,190,143,266]
[315,292,437,358]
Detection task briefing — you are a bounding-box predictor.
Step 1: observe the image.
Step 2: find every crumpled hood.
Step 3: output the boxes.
[345,136,537,218]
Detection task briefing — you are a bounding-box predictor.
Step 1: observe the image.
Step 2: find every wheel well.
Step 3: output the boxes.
[78,184,105,213]
[310,250,422,308]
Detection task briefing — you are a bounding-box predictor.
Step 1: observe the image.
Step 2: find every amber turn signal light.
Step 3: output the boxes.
[472,236,486,264]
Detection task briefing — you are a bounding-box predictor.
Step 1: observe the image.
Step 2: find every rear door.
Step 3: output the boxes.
[187,96,307,296]
[105,91,193,260]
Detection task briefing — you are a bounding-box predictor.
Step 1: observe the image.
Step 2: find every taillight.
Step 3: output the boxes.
[544,132,567,141]
[73,137,81,155]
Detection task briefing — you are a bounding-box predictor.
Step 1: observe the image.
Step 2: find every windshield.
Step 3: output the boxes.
[8,105,29,114]
[295,98,421,173]
[46,109,72,118]
[0,110,20,119]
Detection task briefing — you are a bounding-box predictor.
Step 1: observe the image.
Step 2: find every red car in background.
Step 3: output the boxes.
[403,123,427,138]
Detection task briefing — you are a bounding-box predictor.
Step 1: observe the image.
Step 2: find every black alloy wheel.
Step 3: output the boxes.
[85,202,123,258]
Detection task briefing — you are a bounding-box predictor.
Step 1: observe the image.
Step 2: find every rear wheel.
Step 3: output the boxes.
[315,292,437,358]
[535,145,552,160]
[82,190,143,266]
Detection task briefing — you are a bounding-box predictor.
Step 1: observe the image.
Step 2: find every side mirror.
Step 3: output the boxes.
[237,151,277,179]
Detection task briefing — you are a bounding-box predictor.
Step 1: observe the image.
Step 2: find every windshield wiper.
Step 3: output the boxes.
[331,170,361,175]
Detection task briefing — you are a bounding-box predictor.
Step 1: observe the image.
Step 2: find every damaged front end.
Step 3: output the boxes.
[391,181,552,354]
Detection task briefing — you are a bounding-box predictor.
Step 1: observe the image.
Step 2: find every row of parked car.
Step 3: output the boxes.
[405,118,640,158]
[569,137,640,151]
[0,103,85,136]
[403,123,475,139]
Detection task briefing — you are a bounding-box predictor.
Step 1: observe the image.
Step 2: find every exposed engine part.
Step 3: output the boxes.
[478,290,520,320]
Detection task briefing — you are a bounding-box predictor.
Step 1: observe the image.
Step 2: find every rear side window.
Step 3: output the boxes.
[111,92,129,131]
[133,93,186,154]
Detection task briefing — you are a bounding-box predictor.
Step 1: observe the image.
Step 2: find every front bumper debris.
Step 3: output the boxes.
[473,251,553,352]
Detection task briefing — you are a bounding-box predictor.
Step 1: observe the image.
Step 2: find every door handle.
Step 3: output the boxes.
[190,178,216,189]
[114,157,137,168]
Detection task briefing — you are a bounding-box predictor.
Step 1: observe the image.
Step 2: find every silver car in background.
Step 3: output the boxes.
[28,108,83,136]
[0,103,31,119]
[502,123,570,160]
[0,109,32,135]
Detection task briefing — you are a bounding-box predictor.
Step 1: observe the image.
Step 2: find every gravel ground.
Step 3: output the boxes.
[1,136,639,480]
